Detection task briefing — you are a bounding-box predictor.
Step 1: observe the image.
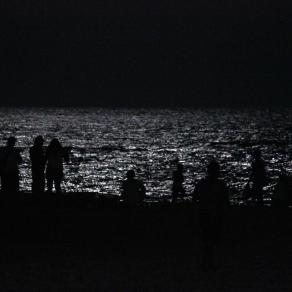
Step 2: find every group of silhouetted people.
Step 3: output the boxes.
[0,136,69,194]
[0,136,291,271]
[171,149,273,207]
[0,136,291,209]
[122,159,230,270]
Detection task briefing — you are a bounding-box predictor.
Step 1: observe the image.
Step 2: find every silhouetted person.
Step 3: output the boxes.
[192,160,229,271]
[121,170,146,207]
[0,137,22,192]
[273,172,291,208]
[45,138,68,193]
[30,135,46,193]
[172,163,185,203]
[250,149,267,206]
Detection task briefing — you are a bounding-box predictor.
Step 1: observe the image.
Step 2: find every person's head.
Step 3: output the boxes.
[253,149,262,160]
[7,136,16,147]
[34,135,44,147]
[126,170,136,179]
[48,138,62,152]
[207,160,220,178]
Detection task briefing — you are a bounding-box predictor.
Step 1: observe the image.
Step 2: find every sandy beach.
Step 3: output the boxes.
[0,195,291,291]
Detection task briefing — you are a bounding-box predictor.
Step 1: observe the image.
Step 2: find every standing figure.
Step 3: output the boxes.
[193,160,229,271]
[30,135,46,193]
[45,138,68,193]
[250,149,267,206]
[121,170,146,207]
[0,137,22,192]
[172,163,185,203]
[273,172,290,208]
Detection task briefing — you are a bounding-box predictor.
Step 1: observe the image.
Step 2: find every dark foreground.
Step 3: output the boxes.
[0,193,291,291]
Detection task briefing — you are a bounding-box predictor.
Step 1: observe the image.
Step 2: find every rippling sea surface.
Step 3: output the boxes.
[0,107,292,203]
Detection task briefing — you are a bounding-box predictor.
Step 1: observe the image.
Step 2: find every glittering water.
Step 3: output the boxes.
[0,107,292,202]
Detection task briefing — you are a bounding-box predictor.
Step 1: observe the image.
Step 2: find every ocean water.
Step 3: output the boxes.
[0,107,292,203]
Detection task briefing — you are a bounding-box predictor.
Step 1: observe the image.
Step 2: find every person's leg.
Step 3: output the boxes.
[172,187,178,203]
[40,173,45,193]
[257,186,264,206]
[1,174,8,192]
[14,173,20,192]
[47,177,53,193]
[35,172,46,193]
[7,173,19,193]
[178,185,185,199]
[32,172,38,193]
[254,184,264,206]
[55,177,62,194]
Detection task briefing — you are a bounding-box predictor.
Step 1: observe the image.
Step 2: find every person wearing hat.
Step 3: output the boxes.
[30,135,46,193]
[0,136,22,193]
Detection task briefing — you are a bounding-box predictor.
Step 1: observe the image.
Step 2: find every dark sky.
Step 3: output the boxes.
[1,0,291,106]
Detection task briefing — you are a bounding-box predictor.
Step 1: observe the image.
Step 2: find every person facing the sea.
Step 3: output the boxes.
[272,171,291,208]
[172,163,185,203]
[192,160,229,270]
[45,138,69,193]
[30,135,46,193]
[0,137,23,192]
[250,149,267,206]
[121,170,146,207]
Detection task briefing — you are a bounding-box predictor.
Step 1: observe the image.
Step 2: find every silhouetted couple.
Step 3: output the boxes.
[30,136,69,194]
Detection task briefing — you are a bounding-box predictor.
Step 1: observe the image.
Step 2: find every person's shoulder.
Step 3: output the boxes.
[196,178,208,188]
[135,178,144,185]
[122,179,128,185]
[217,178,227,186]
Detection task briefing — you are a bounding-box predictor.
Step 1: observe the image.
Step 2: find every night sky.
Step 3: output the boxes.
[1,0,291,106]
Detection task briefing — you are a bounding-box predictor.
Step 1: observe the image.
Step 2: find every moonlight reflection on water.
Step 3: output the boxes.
[0,108,291,203]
